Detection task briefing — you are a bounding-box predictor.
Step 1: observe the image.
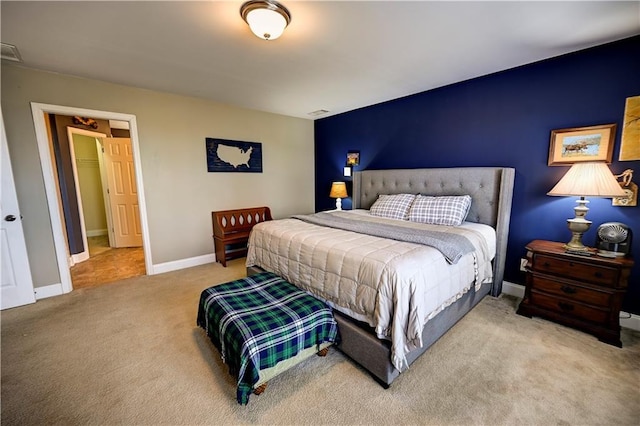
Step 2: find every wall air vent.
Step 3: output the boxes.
[308,109,329,117]
[1,43,23,63]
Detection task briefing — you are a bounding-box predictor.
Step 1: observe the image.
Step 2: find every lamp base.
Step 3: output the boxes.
[563,216,592,253]
[335,197,342,211]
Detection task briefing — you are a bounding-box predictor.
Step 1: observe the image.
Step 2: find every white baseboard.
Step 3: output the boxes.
[34,283,64,300]
[152,253,216,275]
[86,229,108,237]
[501,280,640,332]
[71,252,89,264]
[620,313,640,332]
[501,281,525,299]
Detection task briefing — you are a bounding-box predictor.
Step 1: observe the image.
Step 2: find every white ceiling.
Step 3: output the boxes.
[2,1,639,120]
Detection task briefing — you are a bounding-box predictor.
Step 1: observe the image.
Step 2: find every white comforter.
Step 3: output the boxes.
[245,209,495,371]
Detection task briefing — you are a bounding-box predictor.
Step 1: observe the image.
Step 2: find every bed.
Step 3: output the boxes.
[246,167,515,387]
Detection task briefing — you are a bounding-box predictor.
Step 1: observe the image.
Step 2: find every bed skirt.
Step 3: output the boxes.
[248,265,491,387]
[333,281,491,387]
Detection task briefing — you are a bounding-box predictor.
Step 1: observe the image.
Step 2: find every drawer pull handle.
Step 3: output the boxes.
[542,262,550,268]
[561,285,577,294]
[558,302,574,312]
[594,272,603,278]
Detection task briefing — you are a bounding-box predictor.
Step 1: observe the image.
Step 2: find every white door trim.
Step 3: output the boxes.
[30,103,154,295]
[67,127,107,265]
[95,139,115,247]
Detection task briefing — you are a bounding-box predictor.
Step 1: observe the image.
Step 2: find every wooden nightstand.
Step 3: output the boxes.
[516,240,634,347]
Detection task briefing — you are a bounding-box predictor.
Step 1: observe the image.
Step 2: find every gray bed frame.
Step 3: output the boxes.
[248,167,515,387]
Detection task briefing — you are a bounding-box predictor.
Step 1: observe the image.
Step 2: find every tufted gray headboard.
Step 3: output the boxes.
[353,167,515,295]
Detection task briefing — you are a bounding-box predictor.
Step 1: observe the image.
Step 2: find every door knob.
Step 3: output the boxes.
[4,215,17,222]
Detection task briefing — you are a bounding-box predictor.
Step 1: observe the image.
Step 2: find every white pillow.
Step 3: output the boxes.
[369,194,416,220]
[407,195,472,226]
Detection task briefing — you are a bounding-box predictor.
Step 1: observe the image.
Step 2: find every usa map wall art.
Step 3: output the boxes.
[206,138,263,173]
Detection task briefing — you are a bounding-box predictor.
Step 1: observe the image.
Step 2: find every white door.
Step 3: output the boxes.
[101,137,142,248]
[1,112,36,309]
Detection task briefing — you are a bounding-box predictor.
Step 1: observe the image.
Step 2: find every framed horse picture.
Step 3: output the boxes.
[548,124,616,166]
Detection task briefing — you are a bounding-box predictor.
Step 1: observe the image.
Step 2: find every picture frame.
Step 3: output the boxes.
[346,150,360,166]
[619,95,640,161]
[547,124,616,166]
[205,138,262,173]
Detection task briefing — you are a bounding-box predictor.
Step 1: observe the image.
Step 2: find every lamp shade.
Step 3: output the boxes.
[240,0,291,41]
[329,182,348,198]
[547,162,626,198]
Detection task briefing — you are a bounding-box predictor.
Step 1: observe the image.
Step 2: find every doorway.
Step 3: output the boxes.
[67,127,107,265]
[67,128,146,288]
[30,103,153,295]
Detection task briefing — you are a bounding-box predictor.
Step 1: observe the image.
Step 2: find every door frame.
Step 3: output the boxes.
[95,138,115,247]
[67,127,108,265]
[30,103,153,294]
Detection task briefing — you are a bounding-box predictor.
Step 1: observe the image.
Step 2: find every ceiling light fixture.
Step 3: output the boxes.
[240,0,291,41]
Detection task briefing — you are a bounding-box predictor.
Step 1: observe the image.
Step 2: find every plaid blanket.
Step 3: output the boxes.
[197,272,339,405]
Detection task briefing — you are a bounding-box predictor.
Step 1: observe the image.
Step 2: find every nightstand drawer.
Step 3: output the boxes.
[530,291,609,323]
[533,254,618,286]
[530,276,612,307]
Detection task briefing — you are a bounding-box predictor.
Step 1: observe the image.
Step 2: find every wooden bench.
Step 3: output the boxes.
[211,206,272,267]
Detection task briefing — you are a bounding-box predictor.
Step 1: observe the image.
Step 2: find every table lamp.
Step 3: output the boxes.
[547,162,626,253]
[329,181,348,210]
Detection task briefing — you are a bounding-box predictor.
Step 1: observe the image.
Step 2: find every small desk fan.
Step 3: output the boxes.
[596,222,632,258]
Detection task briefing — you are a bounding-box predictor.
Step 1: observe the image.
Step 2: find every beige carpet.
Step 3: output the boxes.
[2,258,639,425]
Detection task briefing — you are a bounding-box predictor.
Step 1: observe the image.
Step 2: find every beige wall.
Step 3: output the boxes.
[1,64,315,288]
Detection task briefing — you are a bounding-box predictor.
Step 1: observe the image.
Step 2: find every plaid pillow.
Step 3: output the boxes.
[408,195,472,226]
[369,194,416,220]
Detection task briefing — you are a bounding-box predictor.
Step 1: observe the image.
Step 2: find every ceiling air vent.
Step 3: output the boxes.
[1,43,23,63]
[308,109,329,117]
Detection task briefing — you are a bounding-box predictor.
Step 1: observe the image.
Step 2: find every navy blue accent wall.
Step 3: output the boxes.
[315,36,640,314]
